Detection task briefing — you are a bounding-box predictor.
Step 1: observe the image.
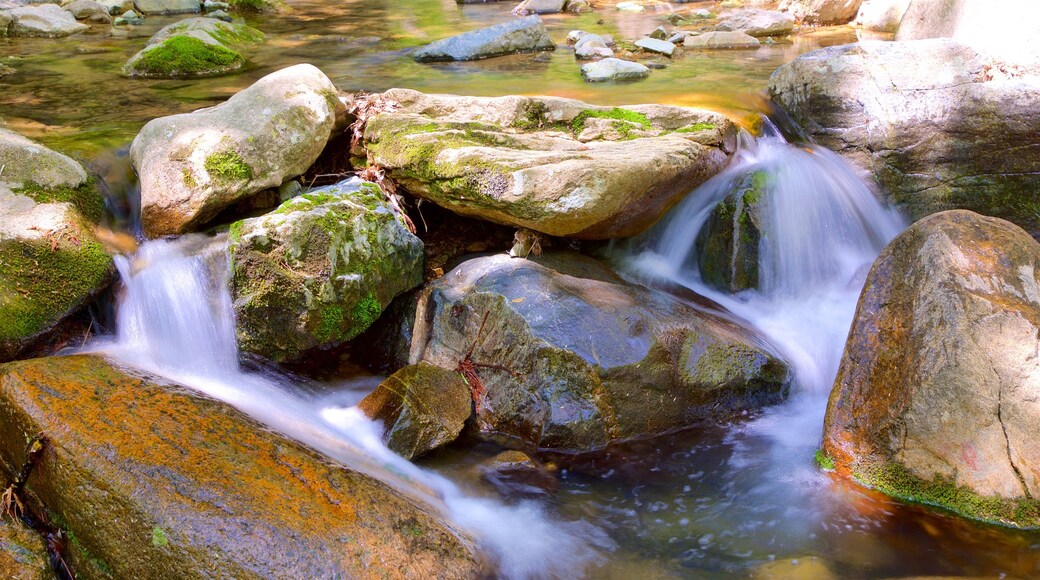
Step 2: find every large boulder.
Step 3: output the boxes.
[0,519,50,580]
[130,64,341,236]
[0,128,112,363]
[580,58,649,82]
[123,17,264,78]
[412,15,555,62]
[229,178,424,362]
[778,0,863,24]
[394,253,790,453]
[0,354,482,577]
[714,9,794,37]
[132,0,199,14]
[8,4,87,37]
[823,210,1040,528]
[768,39,1040,235]
[695,170,767,293]
[64,0,113,22]
[853,0,910,31]
[895,0,1040,67]
[362,89,735,240]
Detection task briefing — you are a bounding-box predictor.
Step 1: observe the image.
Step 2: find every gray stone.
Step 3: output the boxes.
[768,39,1040,234]
[684,30,761,49]
[123,17,264,78]
[513,0,565,14]
[896,0,1040,68]
[573,32,613,58]
[413,15,555,62]
[853,0,910,31]
[202,0,227,10]
[8,4,86,36]
[205,7,228,20]
[649,25,667,40]
[580,57,650,82]
[715,8,794,37]
[130,64,342,236]
[667,31,693,43]
[132,0,198,15]
[63,0,109,20]
[398,252,790,452]
[778,0,863,24]
[634,36,675,56]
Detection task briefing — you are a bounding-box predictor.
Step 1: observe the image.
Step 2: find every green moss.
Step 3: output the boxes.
[205,150,253,183]
[227,220,245,245]
[131,36,244,78]
[674,122,717,133]
[814,449,835,471]
[182,167,198,189]
[205,24,265,47]
[227,0,280,12]
[0,233,112,342]
[350,293,382,333]
[151,527,168,548]
[513,101,549,130]
[315,305,345,342]
[571,108,651,135]
[858,462,1040,529]
[13,177,105,223]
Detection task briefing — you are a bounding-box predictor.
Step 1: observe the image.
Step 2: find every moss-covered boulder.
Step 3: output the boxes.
[130,63,341,236]
[0,518,50,580]
[824,210,1040,528]
[229,178,424,361]
[395,252,790,453]
[123,17,264,78]
[695,170,768,293]
[358,363,473,460]
[363,89,735,240]
[0,128,112,363]
[769,39,1040,235]
[0,354,482,577]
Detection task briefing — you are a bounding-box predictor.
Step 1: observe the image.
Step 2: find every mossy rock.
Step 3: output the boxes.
[0,354,482,578]
[124,35,245,78]
[695,170,768,292]
[0,518,51,580]
[229,178,424,362]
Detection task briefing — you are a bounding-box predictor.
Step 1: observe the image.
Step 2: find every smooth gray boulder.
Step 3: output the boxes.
[853,0,910,31]
[8,4,87,36]
[64,0,112,21]
[634,37,675,56]
[778,0,863,24]
[769,39,1040,234]
[413,15,555,62]
[513,0,565,14]
[896,0,1040,68]
[715,9,794,37]
[130,64,341,236]
[580,58,650,82]
[684,30,761,49]
[573,32,613,59]
[132,0,199,14]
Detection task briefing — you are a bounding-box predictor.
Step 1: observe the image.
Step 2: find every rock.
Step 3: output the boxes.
[123,17,265,78]
[824,210,1040,528]
[615,1,644,12]
[229,178,424,362]
[513,0,565,14]
[361,89,735,239]
[132,0,198,15]
[0,128,112,363]
[667,31,692,43]
[0,519,50,580]
[202,0,227,10]
[695,170,767,292]
[358,363,473,459]
[768,39,1040,234]
[0,354,482,577]
[0,11,11,35]
[8,4,87,36]
[130,64,340,236]
[715,8,794,37]
[95,0,134,14]
[634,37,675,56]
[573,32,613,58]
[479,450,558,496]
[580,57,650,82]
[64,0,111,21]
[398,253,790,452]
[205,7,228,19]
[853,0,910,31]
[895,0,1040,67]
[778,0,863,24]
[684,30,761,49]
[113,8,141,24]
[0,64,13,77]
[565,0,591,12]
[648,25,668,40]
[413,15,555,62]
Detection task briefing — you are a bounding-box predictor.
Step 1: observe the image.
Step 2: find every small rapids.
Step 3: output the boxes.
[87,236,610,579]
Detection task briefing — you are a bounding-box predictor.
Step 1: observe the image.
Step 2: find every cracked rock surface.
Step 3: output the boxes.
[823,210,1040,528]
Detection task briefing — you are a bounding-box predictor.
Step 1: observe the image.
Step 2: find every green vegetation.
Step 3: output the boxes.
[350,293,382,333]
[571,108,651,135]
[182,167,198,189]
[205,150,253,183]
[131,36,244,78]
[151,527,169,548]
[315,305,345,342]
[858,462,1040,528]
[814,449,835,471]
[674,122,717,133]
[13,177,105,223]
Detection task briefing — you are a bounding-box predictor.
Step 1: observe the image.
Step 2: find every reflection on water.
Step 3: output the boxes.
[1,0,867,157]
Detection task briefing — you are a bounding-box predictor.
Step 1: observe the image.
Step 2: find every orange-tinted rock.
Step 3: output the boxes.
[823,210,1040,528]
[0,519,49,580]
[0,355,482,578]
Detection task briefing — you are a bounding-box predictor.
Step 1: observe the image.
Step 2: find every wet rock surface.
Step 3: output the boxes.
[412,15,555,62]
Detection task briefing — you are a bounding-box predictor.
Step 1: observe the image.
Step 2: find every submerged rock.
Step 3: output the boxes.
[0,355,482,577]
[123,17,265,78]
[824,210,1040,528]
[130,63,340,236]
[0,518,49,580]
[412,15,555,62]
[580,57,650,81]
[695,170,767,292]
[769,39,1040,234]
[634,37,675,57]
[362,89,734,239]
[683,30,761,49]
[714,9,794,37]
[479,450,558,496]
[0,128,112,363]
[358,363,473,459]
[397,253,790,453]
[8,4,87,37]
[229,178,424,362]
[778,0,863,25]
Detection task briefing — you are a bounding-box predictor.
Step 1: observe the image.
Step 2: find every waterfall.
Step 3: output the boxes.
[92,233,607,579]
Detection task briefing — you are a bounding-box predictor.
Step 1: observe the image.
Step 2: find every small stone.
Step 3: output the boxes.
[566,29,587,43]
[565,0,591,12]
[0,63,14,77]
[648,25,668,40]
[580,57,650,82]
[668,31,693,43]
[277,179,302,203]
[573,32,613,59]
[634,36,675,56]
[479,451,558,496]
[206,8,230,20]
[684,30,761,49]
[203,0,229,11]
